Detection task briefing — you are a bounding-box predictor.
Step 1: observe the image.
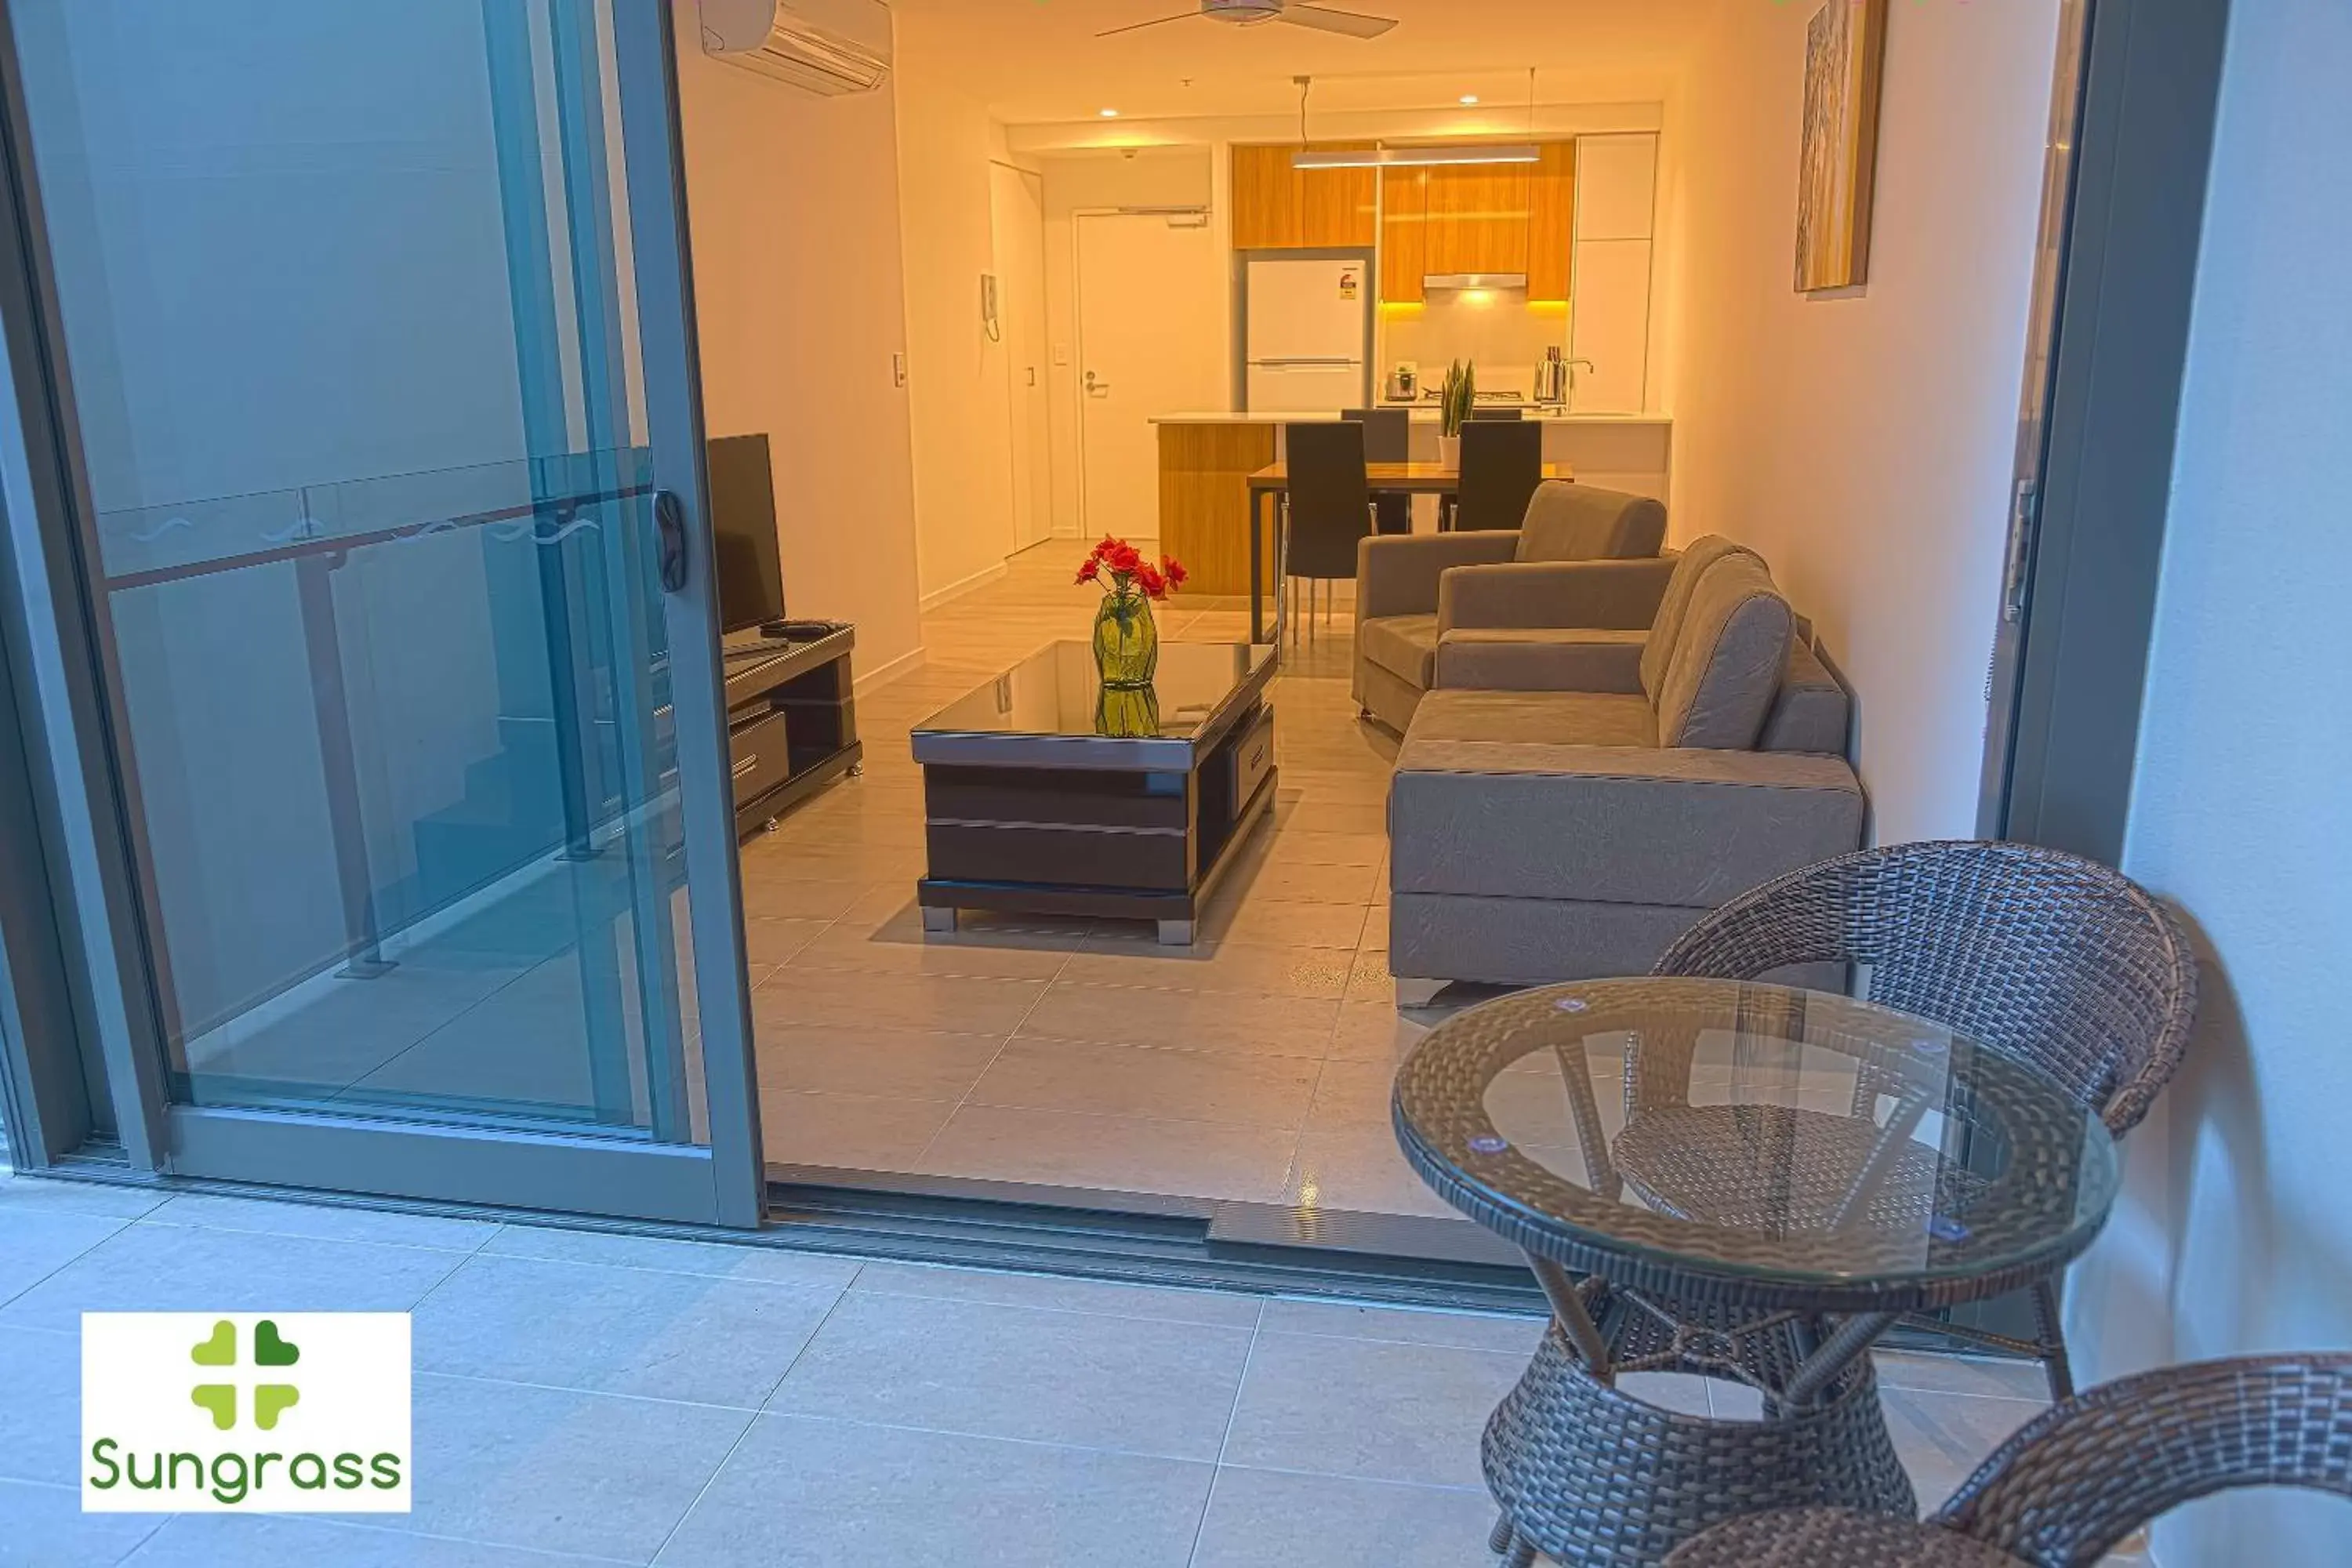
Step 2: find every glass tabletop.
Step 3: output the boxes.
[914,641,1272,742]
[1392,978,2120,1310]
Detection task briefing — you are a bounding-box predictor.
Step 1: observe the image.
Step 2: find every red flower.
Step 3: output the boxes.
[1076,537,1182,600]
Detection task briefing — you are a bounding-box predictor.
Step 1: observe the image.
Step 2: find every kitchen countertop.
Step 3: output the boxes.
[1148,408,1671,426]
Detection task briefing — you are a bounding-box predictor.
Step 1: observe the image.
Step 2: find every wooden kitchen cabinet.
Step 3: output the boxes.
[1526,141,1576,300]
[1231,143,1374,249]
[1424,162,1531,277]
[1380,166,1428,303]
[1232,144,1300,249]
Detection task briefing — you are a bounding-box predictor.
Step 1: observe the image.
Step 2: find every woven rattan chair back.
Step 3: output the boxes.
[1659,1353,2352,1567]
[1653,840,2198,1136]
[1936,1352,2352,1566]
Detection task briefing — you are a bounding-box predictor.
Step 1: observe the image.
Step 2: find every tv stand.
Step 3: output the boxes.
[721,621,861,838]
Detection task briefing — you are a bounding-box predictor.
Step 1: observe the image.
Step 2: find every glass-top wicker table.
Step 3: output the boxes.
[1391,978,2120,1566]
[910,641,1277,945]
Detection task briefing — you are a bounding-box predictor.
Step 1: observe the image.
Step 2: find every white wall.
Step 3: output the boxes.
[2072,4,2352,1562]
[673,2,924,678]
[891,27,1023,604]
[1661,3,2057,841]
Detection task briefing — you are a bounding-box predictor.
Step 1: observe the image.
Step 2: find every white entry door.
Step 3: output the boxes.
[991,164,1054,552]
[1076,212,1225,543]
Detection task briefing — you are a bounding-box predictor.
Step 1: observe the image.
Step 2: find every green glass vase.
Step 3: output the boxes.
[1092,587,1159,690]
[1094,684,1161,739]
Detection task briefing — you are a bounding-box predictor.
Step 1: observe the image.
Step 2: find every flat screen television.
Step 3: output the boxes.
[706,433,786,639]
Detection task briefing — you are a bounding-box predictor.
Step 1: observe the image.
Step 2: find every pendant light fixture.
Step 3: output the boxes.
[1291,63,1542,169]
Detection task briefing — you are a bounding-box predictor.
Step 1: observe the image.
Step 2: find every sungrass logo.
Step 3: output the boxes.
[82,1312,411,1513]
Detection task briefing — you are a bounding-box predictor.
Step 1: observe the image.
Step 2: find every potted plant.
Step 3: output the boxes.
[1438,358,1475,466]
[1076,537,1185,734]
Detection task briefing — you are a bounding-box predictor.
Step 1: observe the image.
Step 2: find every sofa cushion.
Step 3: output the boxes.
[1436,628,1646,694]
[1389,741,1865,905]
[1359,613,1439,689]
[1653,554,1793,750]
[1403,688,1658,752]
[1514,482,1669,564]
[1759,638,1852,754]
[1639,535,1760,704]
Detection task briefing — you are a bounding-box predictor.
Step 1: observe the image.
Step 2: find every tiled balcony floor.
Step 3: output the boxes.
[0,1164,2137,1568]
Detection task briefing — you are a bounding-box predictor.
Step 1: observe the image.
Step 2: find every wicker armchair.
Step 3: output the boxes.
[1661,1352,2352,1566]
[1651,840,2198,1398]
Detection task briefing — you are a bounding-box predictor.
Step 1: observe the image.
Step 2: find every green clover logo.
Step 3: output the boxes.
[188,1318,301,1432]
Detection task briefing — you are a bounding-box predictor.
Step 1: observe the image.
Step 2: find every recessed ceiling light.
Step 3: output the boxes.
[1099,107,1120,118]
[1459,94,1479,105]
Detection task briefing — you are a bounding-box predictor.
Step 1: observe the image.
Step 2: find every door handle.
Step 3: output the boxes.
[655,490,688,593]
[1084,370,1111,397]
[2001,479,2037,622]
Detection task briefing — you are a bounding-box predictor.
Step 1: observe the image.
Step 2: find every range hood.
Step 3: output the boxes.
[1424,272,1529,292]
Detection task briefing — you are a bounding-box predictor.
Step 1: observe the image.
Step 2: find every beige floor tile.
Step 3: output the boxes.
[1250,829,1388,869]
[737,875,874,923]
[1057,941,1352,1000]
[920,1103,1298,1203]
[1283,1118,1459,1219]
[787,919,1077,982]
[758,1088,958,1171]
[1327,1000,1442,1065]
[966,1037,1323,1130]
[740,917,832,970]
[1219,855,1383,906]
[753,1023,1005,1102]
[1018,981,1339,1058]
[1200,896,1373,952]
[751,968,1047,1035]
[1879,1386,2046,1509]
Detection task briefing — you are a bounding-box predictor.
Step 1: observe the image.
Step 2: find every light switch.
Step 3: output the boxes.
[1051,343,1070,366]
[891,351,908,387]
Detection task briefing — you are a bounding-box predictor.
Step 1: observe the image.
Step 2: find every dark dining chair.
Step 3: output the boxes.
[1342,408,1412,535]
[1281,421,1375,641]
[1450,417,1544,532]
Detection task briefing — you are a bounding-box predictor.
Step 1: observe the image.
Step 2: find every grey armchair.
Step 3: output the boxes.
[1352,481,1669,733]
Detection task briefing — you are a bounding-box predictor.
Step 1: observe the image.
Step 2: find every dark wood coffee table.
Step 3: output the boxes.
[910,641,1277,945]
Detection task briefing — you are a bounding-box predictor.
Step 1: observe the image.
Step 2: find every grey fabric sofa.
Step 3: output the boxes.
[1352,482,1671,735]
[1387,537,1865,997]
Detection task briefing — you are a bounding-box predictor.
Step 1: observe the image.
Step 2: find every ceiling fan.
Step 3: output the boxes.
[1099,1,1399,42]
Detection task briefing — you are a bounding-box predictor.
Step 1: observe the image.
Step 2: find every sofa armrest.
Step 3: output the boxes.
[1436,555,1677,634]
[1389,743,1864,909]
[1356,531,1521,621]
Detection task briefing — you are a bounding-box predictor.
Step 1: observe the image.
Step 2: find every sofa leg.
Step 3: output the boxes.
[1394,977,1449,1008]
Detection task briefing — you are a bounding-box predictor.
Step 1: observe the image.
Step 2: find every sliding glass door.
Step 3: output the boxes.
[0,0,762,1222]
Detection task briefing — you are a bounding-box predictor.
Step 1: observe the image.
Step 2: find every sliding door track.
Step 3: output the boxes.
[764,1166,1544,1316]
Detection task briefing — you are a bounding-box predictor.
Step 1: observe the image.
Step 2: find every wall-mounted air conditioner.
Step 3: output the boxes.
[699,0,891,96]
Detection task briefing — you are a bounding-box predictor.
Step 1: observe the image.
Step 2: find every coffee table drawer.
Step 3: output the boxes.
[1228,706,1275,806]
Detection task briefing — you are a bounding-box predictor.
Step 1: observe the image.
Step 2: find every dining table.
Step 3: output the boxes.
[1391,975,2120,1567]
[1242,459,1575,644]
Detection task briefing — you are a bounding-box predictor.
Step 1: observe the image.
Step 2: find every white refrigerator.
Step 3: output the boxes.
[1244,256,1370,414]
